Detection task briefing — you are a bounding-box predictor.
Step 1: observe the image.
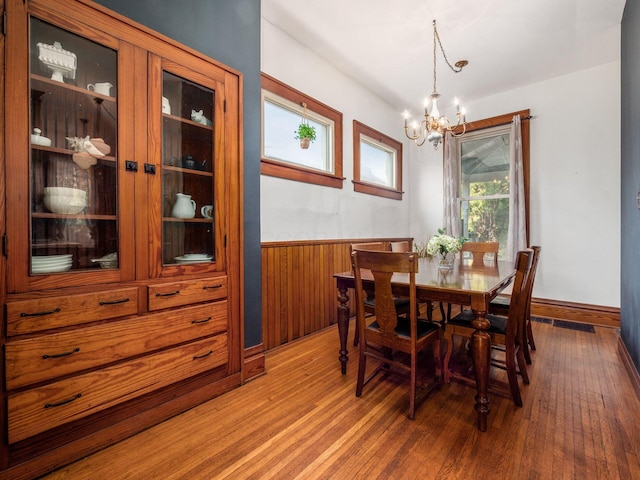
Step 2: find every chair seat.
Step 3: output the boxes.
[448,309,507,336]
[489,295,510,313]
[364,296,411,310]
[369,316,440,339]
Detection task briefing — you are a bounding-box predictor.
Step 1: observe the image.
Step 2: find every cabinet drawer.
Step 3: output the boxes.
[6,288,140,335]
[148,276,227,311]
[7,334,227,444]
[5,301,228,390]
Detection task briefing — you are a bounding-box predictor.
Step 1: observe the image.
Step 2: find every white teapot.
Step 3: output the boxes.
[171,193,196,218]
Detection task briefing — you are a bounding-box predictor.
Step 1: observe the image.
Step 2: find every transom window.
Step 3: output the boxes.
[353,120,403,200]
[262,92,334,172]
[261,74,343,188]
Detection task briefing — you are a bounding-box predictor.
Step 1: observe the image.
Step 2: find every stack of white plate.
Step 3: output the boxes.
[174,253,213,264]
[32,254,73,273]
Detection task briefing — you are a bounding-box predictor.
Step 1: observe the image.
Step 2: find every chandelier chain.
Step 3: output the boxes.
[432,20,464,94]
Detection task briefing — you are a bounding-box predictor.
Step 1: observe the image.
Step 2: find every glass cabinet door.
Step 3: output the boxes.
[161,71,215,266]
[29,18,119,275]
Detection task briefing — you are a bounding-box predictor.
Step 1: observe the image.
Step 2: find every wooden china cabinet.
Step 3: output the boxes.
[1,0,243,477]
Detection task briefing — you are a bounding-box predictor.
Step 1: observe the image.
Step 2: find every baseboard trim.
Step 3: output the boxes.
[243,344,266,382]
[529,297,620,328]
[618,335,640,400]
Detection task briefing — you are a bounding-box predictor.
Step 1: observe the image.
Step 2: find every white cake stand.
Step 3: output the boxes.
[37,41,77,83]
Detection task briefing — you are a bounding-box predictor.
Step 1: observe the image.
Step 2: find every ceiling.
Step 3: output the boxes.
[262,0,626,115]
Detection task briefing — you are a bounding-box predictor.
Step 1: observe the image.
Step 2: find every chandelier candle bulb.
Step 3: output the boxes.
[431,98,440,118]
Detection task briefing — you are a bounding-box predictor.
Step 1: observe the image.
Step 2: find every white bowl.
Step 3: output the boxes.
[43,188,87,214]
[44,195,87,214]
[44,187,87,197]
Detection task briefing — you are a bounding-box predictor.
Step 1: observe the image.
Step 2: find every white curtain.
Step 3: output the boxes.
[442,131,460,237]
[507,114,527,262]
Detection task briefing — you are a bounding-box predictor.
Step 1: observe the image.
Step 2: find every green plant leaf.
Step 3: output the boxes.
[294,123,317,142]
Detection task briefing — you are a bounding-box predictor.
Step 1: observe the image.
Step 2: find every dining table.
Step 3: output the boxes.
[333,256,516,431]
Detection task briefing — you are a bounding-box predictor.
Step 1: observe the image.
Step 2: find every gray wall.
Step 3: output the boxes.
[94,0,262,348]
[622,1,640,372]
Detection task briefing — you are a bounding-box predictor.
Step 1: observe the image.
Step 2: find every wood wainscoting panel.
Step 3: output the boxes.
[261,238,412,350]
[531,297,620,328]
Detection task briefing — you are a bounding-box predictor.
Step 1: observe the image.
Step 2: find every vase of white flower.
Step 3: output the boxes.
[426,228,466,270]
[437,251,456,269]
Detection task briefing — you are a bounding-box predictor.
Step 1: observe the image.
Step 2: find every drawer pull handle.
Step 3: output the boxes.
[42,347,80,359]
[45,393,82,409]
[203,284,223,290]
[99,298,130,306]
[156,290,180,297]
[20,307,61,318]
[191,316,212,325]
[193,350,213,360]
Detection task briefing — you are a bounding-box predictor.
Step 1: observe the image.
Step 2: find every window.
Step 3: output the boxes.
[459,125,511,255]
[450,110,530,259]
[261,74,343,188]
[353,120,403,200]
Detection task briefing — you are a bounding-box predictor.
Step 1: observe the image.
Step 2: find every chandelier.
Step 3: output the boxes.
[403,20,468,149]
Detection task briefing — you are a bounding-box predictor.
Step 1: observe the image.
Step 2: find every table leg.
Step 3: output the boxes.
[337,284,350,374]
[470,308,491,431]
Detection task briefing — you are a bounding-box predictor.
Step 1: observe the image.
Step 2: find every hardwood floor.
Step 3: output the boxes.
[42,318,640,479]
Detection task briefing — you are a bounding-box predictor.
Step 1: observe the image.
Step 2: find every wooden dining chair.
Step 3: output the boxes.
[461,241,499,265]
[352,249,443,419]
[390,240,410,252]
[351,241,387,252]
[443,249,533,407]
[390,239,437,322]
[350,242,412,346]
[439,241,500,322]
[489,246,541,364]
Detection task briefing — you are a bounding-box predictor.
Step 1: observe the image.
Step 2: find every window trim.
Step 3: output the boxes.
[452,109,530,245]
[261,73,344,188]
[353,120,403,200]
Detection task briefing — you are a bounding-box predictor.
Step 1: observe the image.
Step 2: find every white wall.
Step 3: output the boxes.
[262,18,621,308]
[409,61,621,307]
[260,19,412,242]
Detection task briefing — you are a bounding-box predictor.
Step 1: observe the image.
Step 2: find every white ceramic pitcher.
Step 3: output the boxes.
[171,193,196,218]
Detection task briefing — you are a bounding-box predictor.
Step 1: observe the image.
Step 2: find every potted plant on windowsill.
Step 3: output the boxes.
[295,123,316,149]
